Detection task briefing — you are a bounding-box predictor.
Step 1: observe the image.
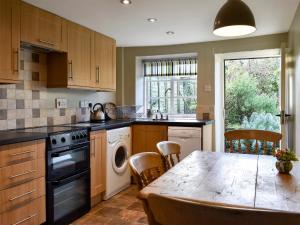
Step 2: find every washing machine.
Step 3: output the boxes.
[103,127,131,200]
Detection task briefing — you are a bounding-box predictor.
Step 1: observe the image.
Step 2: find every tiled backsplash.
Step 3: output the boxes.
[0,48,115,130]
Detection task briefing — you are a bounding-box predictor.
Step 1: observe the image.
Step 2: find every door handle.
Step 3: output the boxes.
[276,110,291,124]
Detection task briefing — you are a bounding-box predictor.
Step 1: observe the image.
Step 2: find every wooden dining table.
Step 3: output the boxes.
[139,150,300,213]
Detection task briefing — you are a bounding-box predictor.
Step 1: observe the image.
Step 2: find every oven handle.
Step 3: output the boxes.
[51,144,89,158]
[50,170,90,186]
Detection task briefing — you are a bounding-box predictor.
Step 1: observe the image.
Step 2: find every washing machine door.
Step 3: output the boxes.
[112,144,128,174]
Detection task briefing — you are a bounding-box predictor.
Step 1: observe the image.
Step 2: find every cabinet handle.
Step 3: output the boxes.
[10,150,35,157]
[98,66,100,83]
[12,214,37,225]
[68,60,73,79]
[9,170,36,179]
[96,66,100,83]
[9,189,36,201]
[12,48,19,72]
[38,39,55,46]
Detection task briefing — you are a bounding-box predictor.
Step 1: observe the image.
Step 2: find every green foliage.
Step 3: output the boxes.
[225,58,280,131]
[275,149,298,161]
[241,112,280,131]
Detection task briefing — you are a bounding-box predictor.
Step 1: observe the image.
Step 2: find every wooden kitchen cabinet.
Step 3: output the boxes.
[0,140,46,225]
[21,2,64,51]
[47,21,94,89]
[90,131,106,206]
[67,21,92,88]
[0,0,20,84]
[132,125,168,154]
[92,32,116,91]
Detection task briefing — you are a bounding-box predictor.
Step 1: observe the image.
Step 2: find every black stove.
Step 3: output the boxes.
[23,126,91,225]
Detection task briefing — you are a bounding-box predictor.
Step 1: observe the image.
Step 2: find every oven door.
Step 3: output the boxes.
[46,170,91,225]
[47,143,90,180]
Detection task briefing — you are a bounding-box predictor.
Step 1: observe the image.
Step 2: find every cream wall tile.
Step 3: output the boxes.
[24,90,32,99]
[7,100,16,109]
[7,89,15,99]
[0,120,7,130]
[32,118,40,127]
[24,100,32,109]
[25,118,32,128]
[32,100,39,109]
[24,109,32,118]
[7,110,16,120]
[16,90,25,99]
[40,109,47,117]
[7,119,16,129]
[40,117,47,126]
[40,91,47,99]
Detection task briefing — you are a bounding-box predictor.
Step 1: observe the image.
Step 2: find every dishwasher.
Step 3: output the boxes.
[168,126,202,159]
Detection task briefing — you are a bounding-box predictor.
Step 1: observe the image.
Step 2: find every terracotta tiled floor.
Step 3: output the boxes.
[72,185,148,225]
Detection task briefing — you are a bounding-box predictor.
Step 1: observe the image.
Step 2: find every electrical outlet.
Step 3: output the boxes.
[56,98,67,109]
[84,101,89,107]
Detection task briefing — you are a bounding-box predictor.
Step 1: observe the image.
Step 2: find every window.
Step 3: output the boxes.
[144,57,198,115]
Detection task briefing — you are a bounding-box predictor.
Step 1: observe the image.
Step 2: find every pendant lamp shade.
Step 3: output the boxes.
[213,0,256,37]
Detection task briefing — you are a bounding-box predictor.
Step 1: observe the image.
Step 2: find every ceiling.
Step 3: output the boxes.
[23,0,300,47]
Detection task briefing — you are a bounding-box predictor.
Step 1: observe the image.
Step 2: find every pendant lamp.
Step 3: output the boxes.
[213,0,256,37]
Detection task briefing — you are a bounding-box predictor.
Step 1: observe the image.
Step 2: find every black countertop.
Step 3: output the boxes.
[0,130,48,146]
[0,118,213,146]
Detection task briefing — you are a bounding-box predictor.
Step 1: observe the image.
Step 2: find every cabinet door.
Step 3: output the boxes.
[94,32,116,91]
[0,0,20,83]
[21,2,63,51]
[20,2,38,45]
[132,125,168,154]
[67,22,92,88]
[90,131,106,199]
[38,9,62,50]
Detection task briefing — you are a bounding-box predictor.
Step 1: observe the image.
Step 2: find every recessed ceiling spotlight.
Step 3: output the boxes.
[147,18,158,23]
[120,0,131,5]
[166,31,175,35]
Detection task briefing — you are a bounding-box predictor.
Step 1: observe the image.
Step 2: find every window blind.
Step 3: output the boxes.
[143,57,198,77]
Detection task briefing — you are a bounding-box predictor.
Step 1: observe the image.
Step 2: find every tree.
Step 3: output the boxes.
[225,57,280,131]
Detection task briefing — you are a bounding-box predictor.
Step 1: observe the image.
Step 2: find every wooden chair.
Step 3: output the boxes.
[146,193,300,225]
[157,141,181,170]
[129,152,165,190]
[224,129,282,155]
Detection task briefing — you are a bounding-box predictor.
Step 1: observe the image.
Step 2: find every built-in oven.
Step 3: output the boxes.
[47,142,89,180]
[47,170,90,225]
[46,128,90,225]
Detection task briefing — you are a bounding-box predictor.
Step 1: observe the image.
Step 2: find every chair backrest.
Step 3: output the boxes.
[146,193,300,225]
[224,129,282,155]
[129,152,165,190]
[157,141,181,170]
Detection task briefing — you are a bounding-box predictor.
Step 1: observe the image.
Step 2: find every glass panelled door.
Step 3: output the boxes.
[224,56,281,133]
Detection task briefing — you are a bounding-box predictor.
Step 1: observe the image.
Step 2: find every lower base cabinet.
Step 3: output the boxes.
[0,140,46,225]
[90,131,106,206]
[132,125,168,154]
[0,196,45,225]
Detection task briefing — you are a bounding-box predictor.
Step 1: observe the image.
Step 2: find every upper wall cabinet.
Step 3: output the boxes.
[0,0,20,84]
[21,2,65,51]
[67,21,92,88]
[47,21,93,89]
[93,32,116,91]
